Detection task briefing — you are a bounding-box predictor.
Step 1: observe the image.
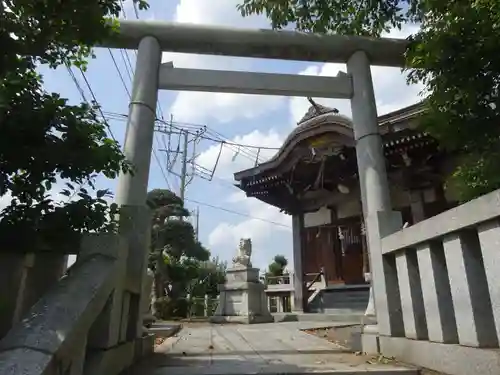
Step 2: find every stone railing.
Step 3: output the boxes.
[264,273,295,292]
[0,233,154,375]
[0,251,69,339]
[373,189,500,375]
[265,274,292,284]
[187,295,219,318]
[381,189,500,347]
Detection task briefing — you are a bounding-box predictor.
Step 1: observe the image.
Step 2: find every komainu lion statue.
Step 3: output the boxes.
[232,238,252,268]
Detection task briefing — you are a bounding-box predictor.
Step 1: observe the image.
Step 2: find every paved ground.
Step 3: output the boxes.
[126,322,419,375]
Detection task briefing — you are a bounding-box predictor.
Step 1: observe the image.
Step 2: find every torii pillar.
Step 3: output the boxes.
[347,50,405,340]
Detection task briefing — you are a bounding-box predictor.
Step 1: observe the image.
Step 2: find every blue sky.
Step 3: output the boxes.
[20,0,423,271]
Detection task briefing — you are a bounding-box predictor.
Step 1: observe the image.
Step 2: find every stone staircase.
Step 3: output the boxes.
[308,285,369,318]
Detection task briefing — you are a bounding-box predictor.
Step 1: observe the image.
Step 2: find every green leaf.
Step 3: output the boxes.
[60,190,71,197]
[239,0,500,201]
[96,189,107,198]
[0,0,143,252]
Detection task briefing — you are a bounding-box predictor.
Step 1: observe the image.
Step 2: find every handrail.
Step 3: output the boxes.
[265,274,291,285]
[0,253,118,375]
[376,188,500,365]
[381,189,500,254]
[305,267,325,290]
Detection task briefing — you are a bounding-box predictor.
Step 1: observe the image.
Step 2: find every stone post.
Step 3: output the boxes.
[115,35,161,344]
[204,294,209,317]
[142,268,155,328]
[21,253,67,315]
[347,50,404,339]
[291,214,305,312]
[0,251,67,339]
[0,252,31,339]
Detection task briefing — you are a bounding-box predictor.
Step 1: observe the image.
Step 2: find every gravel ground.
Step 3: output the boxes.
[304,326,448,375]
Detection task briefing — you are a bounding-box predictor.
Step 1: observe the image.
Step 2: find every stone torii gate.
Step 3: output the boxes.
[102,20,409,339]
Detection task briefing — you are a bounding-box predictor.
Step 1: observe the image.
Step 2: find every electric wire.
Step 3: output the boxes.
[65,3,289,229]
[116,3,170,188]
[77,68,118,142]
[164,119,270,162]
[184,197,290,228]
[101,110,279,195]
[103,111,281,151]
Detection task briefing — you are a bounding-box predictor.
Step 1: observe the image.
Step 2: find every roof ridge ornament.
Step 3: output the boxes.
[297,98,340,125]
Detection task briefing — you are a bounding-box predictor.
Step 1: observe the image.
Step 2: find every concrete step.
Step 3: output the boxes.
[148,322,182,338]
[273,312,365,323]
[320,295,369,303]
[323,292,369,301]
[323,308,366,315]
[320,301,369,309]
[322,291,370,301]
[313,289,370,313]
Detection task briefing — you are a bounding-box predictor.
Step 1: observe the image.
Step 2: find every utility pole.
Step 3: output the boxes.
[179,130,189,221]
[179,130,189,202]
[195,207,200,240]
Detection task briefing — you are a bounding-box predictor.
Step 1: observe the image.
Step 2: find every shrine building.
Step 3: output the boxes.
[234,100,459,314]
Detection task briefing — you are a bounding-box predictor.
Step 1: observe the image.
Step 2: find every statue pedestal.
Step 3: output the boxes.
[210,266,273,324]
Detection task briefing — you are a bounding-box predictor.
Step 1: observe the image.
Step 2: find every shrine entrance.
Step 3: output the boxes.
[336,217,366,285]
[301,219,365,286]
[102,20,408,321]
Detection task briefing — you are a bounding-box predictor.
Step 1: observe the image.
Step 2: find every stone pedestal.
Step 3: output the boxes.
[211,267,273,324]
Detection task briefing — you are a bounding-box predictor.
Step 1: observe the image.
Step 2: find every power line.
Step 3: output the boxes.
[183,197,291,228]
[156,119,270,165]
[152,117,267,163]
[65,64,88,102]
[102,111,280,192]
[103,111,281,151]
[201,134,279,150]
[67,5,289,229]
[83,96,289,229]
[123,0,167,122]
[119,0,128,18]
[112,4,171,191]
[77,68,118,142]
[108,49,131,97]
[154,122,290,228]
[64,63,118,143]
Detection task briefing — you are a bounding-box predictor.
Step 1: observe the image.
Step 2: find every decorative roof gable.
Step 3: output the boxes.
[297,98,340,125]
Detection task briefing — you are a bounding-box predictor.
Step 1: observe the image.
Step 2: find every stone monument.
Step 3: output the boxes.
[211,238,273,324]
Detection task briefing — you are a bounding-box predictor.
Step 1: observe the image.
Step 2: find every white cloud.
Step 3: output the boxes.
[196,129,283,180]
[196,129,292,270]
[163,0,285,124]
[173,0,262,27]
[288,63,424,125]
[169,90,284,125]
[0,185,70,212]
[157,3,423,271]
[208,193,292,270]
[288,23,424,125]
[205,23,424,271]
[0,192,11,213]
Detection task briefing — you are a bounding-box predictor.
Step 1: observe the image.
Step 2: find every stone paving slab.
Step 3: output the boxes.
[126,322,418,375]
[149,322,182,337]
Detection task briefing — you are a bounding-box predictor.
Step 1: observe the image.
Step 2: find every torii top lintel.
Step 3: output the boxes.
[101,20,409,67]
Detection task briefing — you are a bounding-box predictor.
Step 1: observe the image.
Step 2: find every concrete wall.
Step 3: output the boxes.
[0,252,67,339]
[364,188,500,375]
[0,232,155,375]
